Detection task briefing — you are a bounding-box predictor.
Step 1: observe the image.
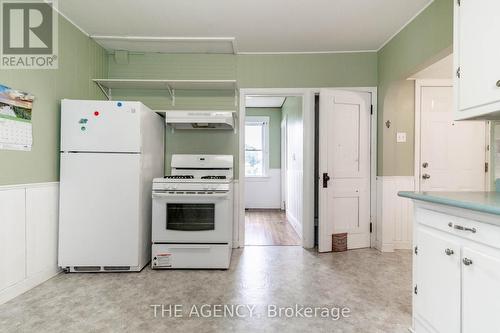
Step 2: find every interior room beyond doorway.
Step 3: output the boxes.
[244,95,303,246]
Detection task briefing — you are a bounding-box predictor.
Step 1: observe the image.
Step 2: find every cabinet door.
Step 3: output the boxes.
[415,226,461,333]
[462,245,500,333]
[455,0,500,118]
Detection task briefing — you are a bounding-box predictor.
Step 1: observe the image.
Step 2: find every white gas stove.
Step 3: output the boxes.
[151,154,234,269]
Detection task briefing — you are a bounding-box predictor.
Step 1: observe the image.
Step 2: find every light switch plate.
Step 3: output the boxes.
[396,132,407,143]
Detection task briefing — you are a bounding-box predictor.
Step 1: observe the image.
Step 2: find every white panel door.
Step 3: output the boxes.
[0,189,26,291]
[462,245,500,333]
[455,0,500,116]
[61,100,141,153]
[420,85,486,191]
[415,226,461,333]
[59,153,141,267]
[319,90,371,252]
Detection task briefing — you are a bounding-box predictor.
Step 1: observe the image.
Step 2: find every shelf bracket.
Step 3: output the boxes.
[165,84,175,106]
[96,81,112,100]
[232,112,238,134]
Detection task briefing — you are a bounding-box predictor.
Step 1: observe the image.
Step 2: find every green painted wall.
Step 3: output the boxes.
[0,0,453,184]
[0,15,108,186]
[237,53,377,88]
[246,107,282,169]
[377,0,453,176]
[108,53,237,175]
[108,52,377,176]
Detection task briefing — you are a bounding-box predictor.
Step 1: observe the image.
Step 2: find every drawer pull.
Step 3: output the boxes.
[463,258,473,266]
[445,248,454,256]
[454,224,477,233]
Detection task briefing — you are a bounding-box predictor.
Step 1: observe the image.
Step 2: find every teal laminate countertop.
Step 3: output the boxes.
[398,191,500,216]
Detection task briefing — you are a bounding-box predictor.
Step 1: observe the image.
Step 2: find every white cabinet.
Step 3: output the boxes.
[462,245,500,333]
[415,227,461,333]
[413,204,500,332]
[454,0,500,120]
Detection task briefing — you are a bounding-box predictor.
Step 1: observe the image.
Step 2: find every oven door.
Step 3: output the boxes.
[152,192,232,243]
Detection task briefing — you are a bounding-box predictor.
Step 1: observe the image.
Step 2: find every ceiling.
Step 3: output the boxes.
[58,0,433,54]
[246,96,286,108]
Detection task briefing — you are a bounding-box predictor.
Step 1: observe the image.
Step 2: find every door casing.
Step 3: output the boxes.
[238,88,377,250]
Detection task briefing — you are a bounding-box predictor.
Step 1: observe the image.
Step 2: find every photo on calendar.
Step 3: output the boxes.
[0,84,34,151]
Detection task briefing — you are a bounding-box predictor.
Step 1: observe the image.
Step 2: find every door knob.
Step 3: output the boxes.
[422,162,428,168]
[422,173,431,179]
[445,248,454,256]
[463,258,473,266]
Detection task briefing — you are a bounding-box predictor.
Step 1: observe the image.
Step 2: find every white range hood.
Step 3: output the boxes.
[165,111,236,130]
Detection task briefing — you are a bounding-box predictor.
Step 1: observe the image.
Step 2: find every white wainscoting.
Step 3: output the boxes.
[244,169,281,209]
[287,169,303,238]
[0,182,60,305]
[376,176,415,252]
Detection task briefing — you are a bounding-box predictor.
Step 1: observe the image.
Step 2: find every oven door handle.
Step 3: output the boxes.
[152,192,229,199]
[167,244,212,250]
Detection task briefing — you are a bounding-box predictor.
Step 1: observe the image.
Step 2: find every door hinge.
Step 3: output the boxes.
[369,222,373,233]
[456,66,461,78]
[485,162,489,173]
[370,105,373,115]
[414,245,418,255]
[414,285,418,295]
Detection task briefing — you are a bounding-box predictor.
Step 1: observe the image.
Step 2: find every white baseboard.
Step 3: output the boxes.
[0,267,60,304]
[393,240,412,250]
[287,212,303,238]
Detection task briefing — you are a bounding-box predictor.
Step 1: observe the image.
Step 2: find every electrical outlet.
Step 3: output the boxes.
[396,132,407,143]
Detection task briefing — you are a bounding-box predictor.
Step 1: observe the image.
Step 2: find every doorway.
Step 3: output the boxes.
[237,88,376,251]
[243,95,302,246]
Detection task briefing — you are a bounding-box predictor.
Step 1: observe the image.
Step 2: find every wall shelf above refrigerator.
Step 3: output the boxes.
[92,78,238,106]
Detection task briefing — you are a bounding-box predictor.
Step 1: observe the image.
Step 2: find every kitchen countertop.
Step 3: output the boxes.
[398,191,500,216]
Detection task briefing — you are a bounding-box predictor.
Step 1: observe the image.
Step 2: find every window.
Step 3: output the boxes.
[245,116,269,177]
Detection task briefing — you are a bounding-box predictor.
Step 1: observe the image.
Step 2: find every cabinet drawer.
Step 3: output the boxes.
[151,243,231,269]
[416,208,500,250]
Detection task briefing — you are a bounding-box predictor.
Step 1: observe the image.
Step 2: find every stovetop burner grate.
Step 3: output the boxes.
[163,175,194,179]
[201,175,227,179]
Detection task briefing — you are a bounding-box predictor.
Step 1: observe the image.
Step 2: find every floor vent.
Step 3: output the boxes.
[103,266,131,271]
[74,266,101,272]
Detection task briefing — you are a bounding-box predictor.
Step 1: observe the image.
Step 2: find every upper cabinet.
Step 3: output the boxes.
[454,0,500,120]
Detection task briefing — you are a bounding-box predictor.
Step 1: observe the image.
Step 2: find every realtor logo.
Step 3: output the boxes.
[1,0,58,69]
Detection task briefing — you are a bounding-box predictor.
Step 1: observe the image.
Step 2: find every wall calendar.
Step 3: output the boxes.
[0,84,34,151]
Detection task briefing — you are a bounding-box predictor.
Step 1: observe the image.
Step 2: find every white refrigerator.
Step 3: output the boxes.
[58,99,164,272]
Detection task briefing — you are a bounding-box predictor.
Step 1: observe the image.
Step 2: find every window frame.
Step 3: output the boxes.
[244,116,270,178]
